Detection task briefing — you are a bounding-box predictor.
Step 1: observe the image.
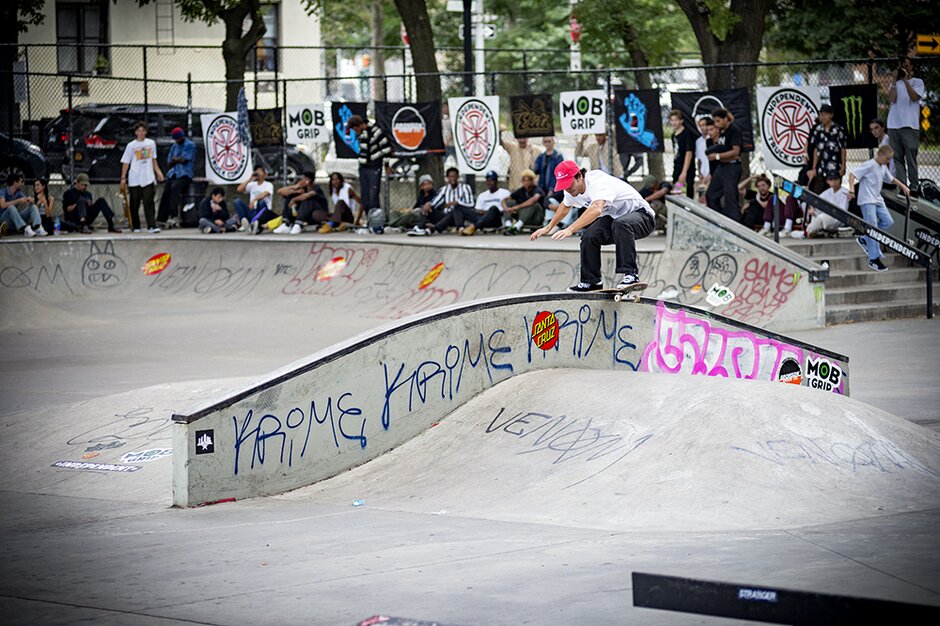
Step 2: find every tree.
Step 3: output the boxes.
[0,0,46,135]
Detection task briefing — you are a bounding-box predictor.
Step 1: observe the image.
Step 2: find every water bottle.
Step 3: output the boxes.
[53,216,60,235]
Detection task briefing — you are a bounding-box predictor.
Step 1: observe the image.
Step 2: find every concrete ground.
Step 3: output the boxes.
[1,231,938,625]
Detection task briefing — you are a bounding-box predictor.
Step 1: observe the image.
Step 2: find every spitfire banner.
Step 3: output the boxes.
[374,101,445,157]
[448,96,500,174]
[828,84,878,149]
[200,112,252,185]
[509,94,555,138]
[757,87,821,170]
[612,88,663,154]
[671,88,755,151]
[331,101,368,160]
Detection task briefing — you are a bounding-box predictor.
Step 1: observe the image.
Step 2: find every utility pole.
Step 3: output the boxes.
[474,0,485,96]
[569,0,581,72]
[462,0,474,188]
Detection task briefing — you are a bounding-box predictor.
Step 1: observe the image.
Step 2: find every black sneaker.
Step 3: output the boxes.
[568,282,604,292]
[868,258,888,272]
[617,274,641,289]
[856,236,867,252]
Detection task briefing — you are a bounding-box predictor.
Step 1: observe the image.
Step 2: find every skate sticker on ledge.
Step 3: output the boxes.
[142,252,171,275]
[705,283,735,307]
[531,310,559,351]
[316,256,347,282]
[418,262,445,290]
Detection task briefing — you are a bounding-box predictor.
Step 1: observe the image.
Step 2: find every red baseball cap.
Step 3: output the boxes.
[553,160,581,192]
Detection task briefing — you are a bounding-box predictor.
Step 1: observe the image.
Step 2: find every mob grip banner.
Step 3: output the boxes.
[558,90,606,135]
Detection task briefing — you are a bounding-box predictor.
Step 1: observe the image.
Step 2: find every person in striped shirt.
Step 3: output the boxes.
[346,115,392,225]
[408,167,476,236]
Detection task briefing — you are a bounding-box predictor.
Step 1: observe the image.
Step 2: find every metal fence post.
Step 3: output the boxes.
[282,79,288,185]
[186,73,192,135]
[729,62,736,89]
[522,51,529,95]
[867,58,875,160]
[606,71,614,174]
[142,45,149,122]
[24,45,31,129]
[67,75,74,184]
[772,183,780,243]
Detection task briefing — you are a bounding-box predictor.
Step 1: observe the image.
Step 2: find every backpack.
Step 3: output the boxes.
[367,208,386,234]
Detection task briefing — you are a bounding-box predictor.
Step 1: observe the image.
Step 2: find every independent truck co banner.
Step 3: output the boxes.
[828,84,878,149]
[285,104,330,144]
[448,96,500,174]
[374,101,445,157]
[613,88,663,154]
[331,101,368,159]
[201,112,252,184]
[509,93,555,138]
[671,88,755,151]
[757,86,820,170]
[558,89,606,135]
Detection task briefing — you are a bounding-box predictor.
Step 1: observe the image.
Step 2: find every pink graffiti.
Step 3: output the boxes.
[282,243,379,296]
[363,286,461,320]
[723,258,799,326]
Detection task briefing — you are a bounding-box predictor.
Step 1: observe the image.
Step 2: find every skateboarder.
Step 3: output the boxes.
[530,160,655,292]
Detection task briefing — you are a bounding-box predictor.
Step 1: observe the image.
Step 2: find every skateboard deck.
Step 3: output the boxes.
[598,282,648,302]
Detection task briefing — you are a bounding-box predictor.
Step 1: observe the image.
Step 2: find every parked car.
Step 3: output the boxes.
[44,104,315,182]
[0,132,51,183]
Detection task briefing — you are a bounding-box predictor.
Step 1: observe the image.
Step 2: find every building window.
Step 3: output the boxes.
[56,1,110,75]
[246,3,279,73]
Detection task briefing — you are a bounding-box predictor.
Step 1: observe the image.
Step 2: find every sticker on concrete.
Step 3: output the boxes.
[81,452,101,459]
[316,256,347,282]
[195,429,215,455]
[777,357,802,385]
[705,283,735,307]
[120,448,172,464]
[84,441,125,453]
[531,311,559,351]
[52,461,141,473]
[142,253,172,276]
[805,356,843,392]
[418,262,445,290]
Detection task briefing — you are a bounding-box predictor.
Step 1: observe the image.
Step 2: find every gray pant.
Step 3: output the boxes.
[199,216,239,233]
[889,127,919,187]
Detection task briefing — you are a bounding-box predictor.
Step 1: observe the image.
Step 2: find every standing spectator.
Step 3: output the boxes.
[0,173,45,237]
[705,108,743,221]
[848,144,910,271]
[234,166,273,227]
[576,133,624,178]
[199,188,239,233]
[328,172,362,227]
[869,118,895,177]
[807,104,847,182]
[502,132,543,188]
[120,120,164,233]
[34,179,55,235]
[467,170,512,235]
[389,174,436,230]
[407,167,475,236]
[535,136,567,225]
[695,116,713,203]
[634,175,673,233]
[157,127,195,227]
[887,56,925,190]
[275,171,328,234]
[501,168,545,235]
[668,110,695,198]
[61,173,120,233]
[807,175,849,238]
[346,114,392,223]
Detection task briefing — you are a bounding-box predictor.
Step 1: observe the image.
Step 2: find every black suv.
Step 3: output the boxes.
[44,104,315,182]
[0,132,51,182]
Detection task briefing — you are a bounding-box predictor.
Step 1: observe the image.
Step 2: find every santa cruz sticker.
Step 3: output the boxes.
[142,252,171,275]
[531,311,559,351]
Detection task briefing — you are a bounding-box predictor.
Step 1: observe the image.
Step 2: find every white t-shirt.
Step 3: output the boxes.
[120,138,157,187]
[819,186,849,211]
[695,136,708,178]
[853,159,893,207]
[475,188,511,212]
[879,133,896,176]
[245,180,274,205]
[886,78,925,130]
[331,182,358,211]
[563,169,653,219]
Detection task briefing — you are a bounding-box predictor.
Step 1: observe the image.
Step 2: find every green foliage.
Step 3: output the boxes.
[702,0,741,41]
[9,0,46,34]
[576,0,694,67]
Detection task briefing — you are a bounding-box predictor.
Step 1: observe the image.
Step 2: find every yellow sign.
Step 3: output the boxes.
[924,106,932,133]
[916,34,940,55]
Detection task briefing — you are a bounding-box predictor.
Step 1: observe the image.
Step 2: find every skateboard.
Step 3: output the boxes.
[598,282,648,303]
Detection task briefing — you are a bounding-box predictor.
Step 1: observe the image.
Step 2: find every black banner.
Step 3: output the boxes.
[671,89,754,151]
[612,89,663,154]
[374,101,445,157]
[331,101,368,159]
[249,108,283,147]
[509,93,555,138]
[828,84,877,149]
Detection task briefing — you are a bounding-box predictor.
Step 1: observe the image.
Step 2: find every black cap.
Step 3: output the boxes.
[819,104,833,114]
[485,170,498,180]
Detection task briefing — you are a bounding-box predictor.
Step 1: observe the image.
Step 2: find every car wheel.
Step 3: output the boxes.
[0,160,32,182]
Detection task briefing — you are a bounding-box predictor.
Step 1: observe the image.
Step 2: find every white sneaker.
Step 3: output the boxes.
[513,219,524,230]
[202,226,213,234]
[407,226,429,237]
[250,220,260,235]
[273,223,291,234]
[238,217,249,232]
[133,228,142,233]
[148,226,161,234]
[354,228,370,234]
[385,226,402,233]
[780,229,791,238]
[24,225,35,237]
[790,230,805,239]
[290,223,303,235]
[35,225,48,236]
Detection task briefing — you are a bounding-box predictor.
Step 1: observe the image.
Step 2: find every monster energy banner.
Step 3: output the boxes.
[612,89,664,154]
[828,84,877,149]
[671,88,754,151]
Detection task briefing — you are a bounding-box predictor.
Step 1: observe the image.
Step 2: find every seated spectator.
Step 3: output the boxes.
[464,170,511,236]
[59,173,121,234]
[407,167,475,236]
[501,169,545,235]
[738,174,772,231]
[390,174,436,229]
[34,178,56,234]
[199,187,240,233]
[807,175,849,238]
[318,172,360,233]
[0,172,46,237]
[274,171,328,235]
[634,175,673,233]
[758,188,804,237]
[234,166,274,226]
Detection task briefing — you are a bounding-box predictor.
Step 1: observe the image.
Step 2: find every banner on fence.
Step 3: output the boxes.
[200,112,253,185]
[448,96,500,173]
[509,94,555,138]
[558,90,606,135]
[285,104,329,144]
[757,86,821,170]
[612,88,663,154]
[331,101,368,159]
[828,84,878,149]
[248,108,283,147]
[671,89,755,151]
[374,101,446,156]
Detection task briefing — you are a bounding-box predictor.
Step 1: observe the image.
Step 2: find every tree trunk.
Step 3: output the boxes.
[0,5,19,136]
[620,20,665,181]
[221,0,266,112]
[372,0,385,102]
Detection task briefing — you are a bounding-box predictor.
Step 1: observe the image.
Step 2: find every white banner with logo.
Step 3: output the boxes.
[201,112,253,184]
[285,103,330,145]
[448,96,500,174]
[757,87,820,171]
[558,89,607,135]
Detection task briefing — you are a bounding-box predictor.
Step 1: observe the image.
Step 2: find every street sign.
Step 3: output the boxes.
[459,23,497,40]
[916,33,940,55]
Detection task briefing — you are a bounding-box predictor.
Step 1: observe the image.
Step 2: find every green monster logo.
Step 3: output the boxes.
[841,95,864,138]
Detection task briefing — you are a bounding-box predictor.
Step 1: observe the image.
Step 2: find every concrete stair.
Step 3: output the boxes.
[778,236,938,324]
